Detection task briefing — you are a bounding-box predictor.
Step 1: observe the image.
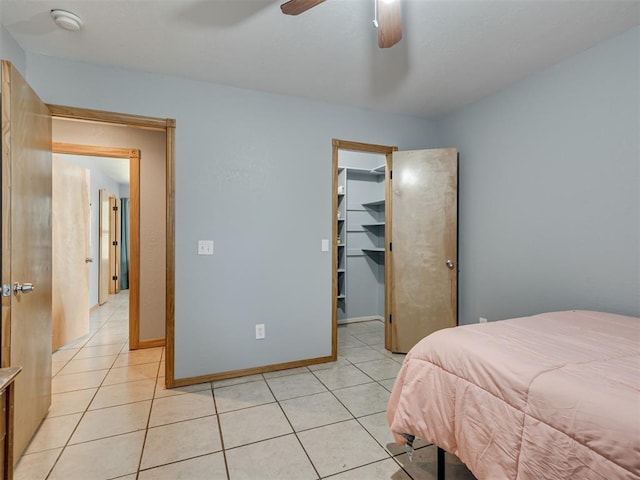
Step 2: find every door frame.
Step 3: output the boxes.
[48,105,175,371]
[331,139,397,359]
[53,142,143,349]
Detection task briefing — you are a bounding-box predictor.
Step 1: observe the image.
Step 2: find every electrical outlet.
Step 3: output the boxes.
[255,324,265,339]
[479,317,488,324]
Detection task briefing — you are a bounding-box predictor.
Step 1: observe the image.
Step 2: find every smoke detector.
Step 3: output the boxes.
[51,9,83,31]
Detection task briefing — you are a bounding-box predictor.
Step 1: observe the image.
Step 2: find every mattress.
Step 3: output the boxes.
[387,310,640,480]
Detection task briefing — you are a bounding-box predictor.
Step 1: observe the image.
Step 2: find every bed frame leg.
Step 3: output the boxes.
[437,446,445,480]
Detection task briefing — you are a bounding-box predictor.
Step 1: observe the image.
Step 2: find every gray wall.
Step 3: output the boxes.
[24,52,439,378]
[438,26,640,324]
[7,23,637,380]
[0,24,26,79]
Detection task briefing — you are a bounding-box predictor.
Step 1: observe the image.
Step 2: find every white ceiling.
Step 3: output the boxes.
[2,0,639,119]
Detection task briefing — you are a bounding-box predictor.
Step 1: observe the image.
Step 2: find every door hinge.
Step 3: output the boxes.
[112,275,118,281]
[112,241,118,246]
[112,206,118,211]
[389,314,392,324]
[389,242,392,252]
[390,170,393,180]
[1,284,10,297]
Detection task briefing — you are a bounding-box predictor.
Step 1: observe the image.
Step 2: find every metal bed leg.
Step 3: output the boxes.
[437,446,445,480]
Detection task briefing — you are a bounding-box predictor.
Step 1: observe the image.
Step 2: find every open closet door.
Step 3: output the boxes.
[1,60,53,461]
[389,148,458,353]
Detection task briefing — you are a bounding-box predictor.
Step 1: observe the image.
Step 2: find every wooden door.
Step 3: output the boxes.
[1,61,53,461]
[52,157,90,350]
[109,197,121,294]
[98,189,111,304]
[389,148,458,353]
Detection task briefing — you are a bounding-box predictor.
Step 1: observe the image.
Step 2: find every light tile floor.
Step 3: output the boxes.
[16,292,476,480]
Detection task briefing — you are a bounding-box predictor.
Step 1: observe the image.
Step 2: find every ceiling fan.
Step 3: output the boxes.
[280,0,403,48]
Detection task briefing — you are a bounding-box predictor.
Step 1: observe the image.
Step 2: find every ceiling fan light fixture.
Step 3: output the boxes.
[281,0,402,48]
[51,9,83,31]
[376,0,402,48]
[281,0,326,15]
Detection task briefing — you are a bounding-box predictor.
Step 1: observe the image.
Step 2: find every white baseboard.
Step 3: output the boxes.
[338,316,384,325]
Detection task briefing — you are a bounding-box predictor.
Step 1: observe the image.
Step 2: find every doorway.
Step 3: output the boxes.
[48,109,174,354]
[332,139,459,357]
[332,140,396,358]
[52,144,140,350]
[1,61,176,462]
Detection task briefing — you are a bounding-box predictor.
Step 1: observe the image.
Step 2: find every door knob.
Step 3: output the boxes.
[13,282,35,295]
[446,260,455,269]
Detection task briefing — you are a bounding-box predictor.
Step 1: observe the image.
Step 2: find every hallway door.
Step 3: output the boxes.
[52,157,91,350]
[110,196,121,294]
[1,60,53,461]
[98,189,112,305]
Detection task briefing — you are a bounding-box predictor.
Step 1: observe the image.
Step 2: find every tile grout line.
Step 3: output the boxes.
[43,297,128,480]
[290,329,390,478]
[51,310,114,375]
[210,383,232,480]
[134,350,164,479]
[334,328,420,479]
[308,332,416,479]
[261,372,323,480]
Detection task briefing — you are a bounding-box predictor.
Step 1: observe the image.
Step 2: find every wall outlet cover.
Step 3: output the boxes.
[198,240,214,255]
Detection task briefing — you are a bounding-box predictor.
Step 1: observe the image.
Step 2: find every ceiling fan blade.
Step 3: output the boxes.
[377,0,403,48]
[281,0,326,15]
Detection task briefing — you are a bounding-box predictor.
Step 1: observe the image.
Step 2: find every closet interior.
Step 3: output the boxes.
[337,150,387,324]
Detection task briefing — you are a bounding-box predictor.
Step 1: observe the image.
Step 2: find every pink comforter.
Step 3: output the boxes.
[387,311,640,480]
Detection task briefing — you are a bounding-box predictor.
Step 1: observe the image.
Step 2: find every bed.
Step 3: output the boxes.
[387,310,640,480]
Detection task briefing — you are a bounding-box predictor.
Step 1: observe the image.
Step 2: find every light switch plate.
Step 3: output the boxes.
[198,240,214,255]
[321,239,329,252]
